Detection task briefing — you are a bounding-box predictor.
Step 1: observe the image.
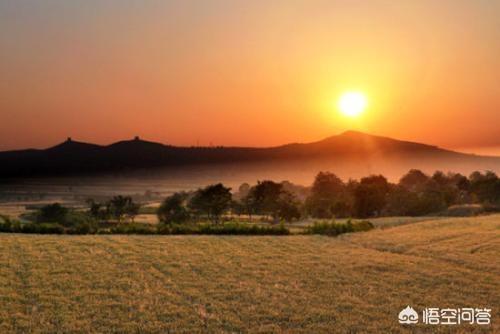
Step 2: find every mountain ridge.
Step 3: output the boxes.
[0,131,453,152]
[0,131,499,178]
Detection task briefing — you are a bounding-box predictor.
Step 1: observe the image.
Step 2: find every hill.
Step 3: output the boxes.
[0,131,499,178]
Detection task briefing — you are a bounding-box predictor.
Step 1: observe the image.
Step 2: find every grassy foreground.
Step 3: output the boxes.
[0,216,498,333]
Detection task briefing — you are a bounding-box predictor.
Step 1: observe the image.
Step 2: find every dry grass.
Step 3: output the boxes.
[0,216,498,333]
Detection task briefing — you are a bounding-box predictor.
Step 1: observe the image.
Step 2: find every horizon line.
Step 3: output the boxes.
[2,130,500,158]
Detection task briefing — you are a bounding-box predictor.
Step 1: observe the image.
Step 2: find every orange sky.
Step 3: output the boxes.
[0,1,499,152]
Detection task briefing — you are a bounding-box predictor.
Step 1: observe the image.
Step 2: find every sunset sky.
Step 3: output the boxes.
[1,0,499,153]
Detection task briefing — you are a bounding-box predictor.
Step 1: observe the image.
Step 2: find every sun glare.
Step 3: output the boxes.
[338,92,367,118]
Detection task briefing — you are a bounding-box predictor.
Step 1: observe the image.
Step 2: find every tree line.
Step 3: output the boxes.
[5,169,499,230]
[2,168,498,235]
[157,169,500,224]
[157,181,302,225]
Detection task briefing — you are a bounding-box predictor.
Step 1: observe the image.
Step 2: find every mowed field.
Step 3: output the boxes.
[0,216,498,333]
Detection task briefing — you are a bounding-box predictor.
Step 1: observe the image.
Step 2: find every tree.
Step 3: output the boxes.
[188,183,232,224]
[244,181,302,223]
[37,203,68,224]
[232,182,255,219]
[385,186,420,216]
[305,172,349,218]
[427,173,459,207]
[235,183,251,200]
[246,181,284,223]
[385,185,446,216]
[157,192,190,224]
[450,173,470,191]
[469,171,500,204]
[230,200,245,218]
[107,196,140,223]
[238,191,257,220]
[86,199,109,221]
[354,175,390,218]
[417,187,448,214]
[277,191,301,222]
[281,180,310,201]
[312,172,344,197]
[399,169,429,192]
[125,201,141,223]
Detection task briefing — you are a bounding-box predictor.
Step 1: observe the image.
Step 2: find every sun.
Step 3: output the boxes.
[338,92,367,117]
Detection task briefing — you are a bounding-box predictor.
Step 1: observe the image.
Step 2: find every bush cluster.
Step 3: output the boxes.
[0,220,66,234]
[157,222,290,235]
[0,219,290,236]
[107,224,156,235]
[306,220,374,236]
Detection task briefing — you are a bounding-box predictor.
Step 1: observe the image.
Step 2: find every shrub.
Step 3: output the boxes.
[306,220,374,236]
[109,224,156,235]
[350,220,374,232]
[307,221,346,236]
[67,219,99,234]
[157,222,290,235]
[2,218,291,235]
[482,203,500,213]
[0,217,22,233]
[199,223,290,235]
[66,211,97,226]
[21,222,65,234]
[439,204,492,217]
[157,223,198,235]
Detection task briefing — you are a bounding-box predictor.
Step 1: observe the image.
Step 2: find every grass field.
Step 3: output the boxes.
[0,216,498,333]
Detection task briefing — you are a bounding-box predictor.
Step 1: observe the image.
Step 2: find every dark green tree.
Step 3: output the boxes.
[107,196,140,223]
[238,191,257,220]
[230,200,245,218]
[354,175,390,218]
[399,169,429,192]
[469,171,500,204]
[247,180,284,222]
[305,171,351,218]
[86,199,109,221]
[188,183,232,224]
[125,201,141,223]
[157,192,190,224]
[277,191,301,222]
[37,203,68,224]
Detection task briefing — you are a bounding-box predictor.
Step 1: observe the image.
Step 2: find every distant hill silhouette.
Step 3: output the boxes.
[1,131,499,178]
